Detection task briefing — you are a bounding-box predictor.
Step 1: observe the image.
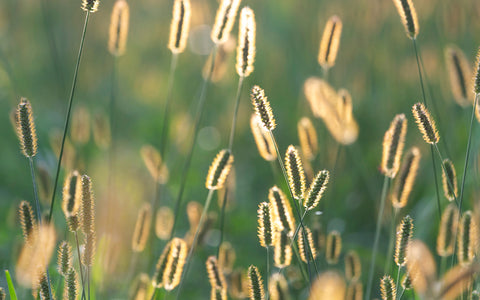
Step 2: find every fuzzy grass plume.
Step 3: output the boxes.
[285,145,306,200]
[297,117,318,161]
[391,147,421,208]
[132,202,152,252]
[392,0,419,39]
[247,265,264,300]
[62,171,81,232]
[458,211,478,266]
[257,202,274,248]
[251,85,276,131]
[268,186,295,233]
[211,0,242,44]
[205,149,234,190]
[298,227,317,262]
[206,256,227,300]
[345,250,361,282]
[318,15,342,69]
[168,0,191,54]
[19,201,36,244]
[304,169,329,211]
[381,114,407,178]
[412,102,439,144]
[441,159,458,201]
[394,215,414,267]
[16,98,38,158]
[236,7,256,78]
[437,203,459,257]
[380,275,396,300]
[445,45,473,107]
[326,230,342,264]
[108,0,130,56]
[250,114,277,161]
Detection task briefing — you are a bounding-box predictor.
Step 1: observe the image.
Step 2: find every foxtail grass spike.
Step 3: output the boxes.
[345,250,361,282]
[250,114,277,161]
[39,273,53,300]
[247,265,264,300]
[251,85,276,131]
[381,114,407,178]
[318,15,342,69]
[257,202,274,248]
[65,268,77,300]
[236,7,256,78]
[437,264,480,299]
[81,175,95,235]
[401,273,412,290]
[406,240,437,294]
[132,202,152,252]
[441,159,458,201]
[298,117,318,160]
[474,47,480,95]
[346,281,363,300]
[218,242,236,274]
[163,238,187,291]
[274,230,292,268]
[155,207,174,240]
[308,271,346,300]
[298,227,317,262]
[57,241,72,276]
[168,0,191,54]
[62,171,81,232]
[206,256,227,299]
[205,149,234,190]
[152,240,173,288]
[268,186,295,233]
[0,288,4,300]
[268,273,289,300]
[16,98,38,158]
[412,102,439,144]
[326,231,342,264]
[83,232,96,267]
[392,0,419,39]
[445,46,473,107]
[108,0,130,56]
[380,275,396,300]
[19,201,36,244]
[82,0,100,12]
[211,0,242,44]
[285,145,306,200]
[140,144,169,184]
[437,203,459,257]
[395,215,414,267]
[458,211,478,265]
[392,147,421,208]
[304,170,329,211]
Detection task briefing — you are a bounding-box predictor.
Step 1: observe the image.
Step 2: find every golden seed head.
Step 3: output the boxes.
[437,263,480,300]
[65,267,78,300]
[81,175,95,235]
[304,169,329,211]
[62,171,82,231]
[0,288,5,300]
[153,240,173,288]
[168,0,191,54]
[155,206,174,240]
[346,281,363,300]
[392,0,419,39]
[251,85,276,131]
[211,0,242,44]
[206,256,227,299]
[81,0,100,12]
[130,273,150,300]
[298,227,317,263]
[236,6,256,78]
[273,230,292,268]
[132,202,152,252]
[16,98,38,158]
[39,272,54,300]
[247,265,264,300]
[285,145,306,200]
[268,273,289,300]
[250,114,277,161]
[108,0,130,56]
[381,114,407,178]
[338,88,353,124]
[218,242,236,274]
[308,271,346,300]
[345,250,362,282]
[83,232,96,267]
[441,159,458,201]
[186,201,203,235]
[71,105,91,144]
[298,117,318,161]
[380,275,396,300]
[57,241,72,276]
[394,215,414,267]
[391,147,421,209]
[257,202,274,248]
[326,230,342,264]
[412,102,439,144]
[206,149,234,190]
[406,240,437,294]
[19,200,37,244]
[401,273,412,290]
[437,203,459,257]
[445,46,473,107]
[163,238,188,291]
[268,186,296,233]
[474,46,480,95]
[318,15,342,69]
[458,211,478,265]
[140,144,169,184]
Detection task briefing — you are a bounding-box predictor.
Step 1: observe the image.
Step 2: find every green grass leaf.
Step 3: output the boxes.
[5,270,18,300]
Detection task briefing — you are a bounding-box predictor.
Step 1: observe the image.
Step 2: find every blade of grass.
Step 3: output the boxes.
[5,270,18,300]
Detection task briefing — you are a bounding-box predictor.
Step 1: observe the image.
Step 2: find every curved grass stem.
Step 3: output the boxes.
[385,208,398,275]
[75,231,87,300]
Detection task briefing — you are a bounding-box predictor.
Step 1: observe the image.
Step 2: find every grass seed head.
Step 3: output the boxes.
[458,211,478,265]
[82,0,100,12]
[236,7,256,77]
[218,242,236,274]
[206,149,234,190]
[250,114,277,161]
[132,202,152,252]
[108,0,130,56]
[318,15,342,69]
[251,85,276,131]
[298,227,317,262]
[326,230,342,264]
[168,0,191,54]
[285,145,306,200]
[274,230,292,268]
[81,175,95,235]
[268,273,289,300]
[445,46,473,107]
[395,215,414,267]
[391,147,421,208]
[298,117,318,161]
[345,250,362,282]
[412,102,439,144]
[304,169,329,211]
[381,114,407,178]
[19,200,36,244]
[474,46,480,95]
[441,159,458,201]
[346,281,363,300]
[392,0,419,39]
[62,171,81,232]
[211,0,242,44]
[57,241,72,276]
[206,256,227,299]
[16,98,38,158]
[308,271,346,300]
[163,238,187,291]
[268,186,295,233]
[155,206,174,240]
[380,275,396,300]
[437,203,459,257]
[65,267,78,300]
[257,202,274,248]
[247,265,264,300]
[153,240,173,288]
[39,272,54,300]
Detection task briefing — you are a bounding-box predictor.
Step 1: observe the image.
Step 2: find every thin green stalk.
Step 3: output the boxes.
[439,256,446,278]
[398,287,406,300]
[48,12,91,223]
[430,146,443,221]
[266,247,270,300]
[385,208,398,275]
[150,288,158,300]
[176,189,215,299]
[107,57,117,231]
[366,175,390,300]
[28,158,42,224]
[75,231,87,300]
[87,268,91,300]
[290,241,309,283]
[169,46,218,240]
[412,39,427,106]
[216,189,228,257]
[395,266,402,299]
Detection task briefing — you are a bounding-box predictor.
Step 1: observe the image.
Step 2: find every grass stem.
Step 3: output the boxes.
[385,208,398,274]
[75,231,87,300]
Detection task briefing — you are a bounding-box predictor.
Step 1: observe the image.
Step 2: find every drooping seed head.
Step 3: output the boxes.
[168,0,191,54]
[19,200,36,244]
[81,175,95,235]
[318,15,342,69]
[65,267,78,300]
[132,202,152,252]
[211,0,242,44]
[163,238,188,291]
[257,202,274,248]
[62,170,81,232]
[268,186,295,233]
[57,241,72,276]
[436,263,480,300]
[206,256,227,299]
[251,86,276,131]
[83,232,96,267]
[206,149,234,190]
[250,114,277,161]
[412,102,439,144]
[285,145,306,200]
[108,0,130,56]
[308,271,346,300]
[140,144,169,184]
[82,0,100,12]
[445,46,473,107]
[395,215,414,267]
[274,230,292,268]
[406,240,437,294]
[441,159,458,201]
[344,250,362,282]
[247,265,264,300]
[391,147,421,208]
[381,114,407,178]
[16,98,38,158]
[337,89,353,124]
[39,272,54,300]
[229,269,248,298]
[155,206,174,240]
[458,211,478,265]
[474,47,480,95]
[298,117,318,161]
[268,273,289,300]
[437,203,459,257]
[304,170,329,211]
[392,0,419,39]
[152,240,173,288]
[298,227,317,262]
[236,7,256,78]
[346,281,363,300]
[218,242,236,274]
[380,275,397,300]
[326,230,342,264]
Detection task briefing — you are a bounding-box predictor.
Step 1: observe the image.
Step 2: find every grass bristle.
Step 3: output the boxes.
[304,169,330,211]
[163,237,187,291]
[257,202,274,248]
[309,271,346,300]
[285,145,306,200]
[140,144,169,184]
[274,230,292,268]
[247,265,264,300]
[250,114,277,161]
[458,211,478,266]
[211,0,242,44]
[298,227,317,263]
[206,256,227,300]
[380,275,396,300]
[326,230,342,264]
[81,0,100,12]
[251,85,276,131]
[391,147,421,208]
[441,159,458,201]
[268,273,289,300]
[57,241,72,276]
[381,114,407,178]
[83,232,96,267]
[236,7,256,78]
[64,267,78,300]
[39,272,54,300]
[268,186,295,234]
[19,200,36,244]
[108,0,130,56]
[394,215,414,267]
[345,250,362,282]
[318,15,343,69]
[132,202,152,252]
[412,102,440,145]
[16,98,38,158]
[298,117,318,161]
[155,206,174,240]
[445,45,473,107]
[62,170,81,232]
[437,203,459,257]
[152,240,173,288]
[392,0,419,39]
[205,149,234,190]
[474,46,480,95]
[346,281,363,300]
[81,175,95,235]
[168,0,191,54]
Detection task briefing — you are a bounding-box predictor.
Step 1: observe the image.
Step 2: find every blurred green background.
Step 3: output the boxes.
[1,0,480,298]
